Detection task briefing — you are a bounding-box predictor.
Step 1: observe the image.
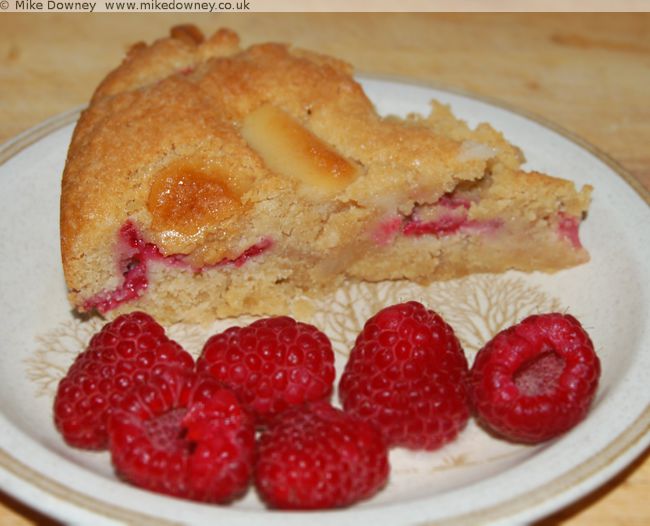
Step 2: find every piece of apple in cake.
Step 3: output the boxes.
[60,26,591,323]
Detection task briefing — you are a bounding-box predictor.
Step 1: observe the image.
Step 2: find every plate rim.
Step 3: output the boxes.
[0,76,648,525]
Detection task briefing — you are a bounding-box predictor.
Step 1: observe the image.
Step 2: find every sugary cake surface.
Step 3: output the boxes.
[60,26,591,323]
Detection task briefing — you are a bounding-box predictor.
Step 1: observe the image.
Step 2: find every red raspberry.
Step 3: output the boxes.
[339,301,470,450]
[109,371,255,503]
[197,317,335,425]
[53,312,194,449]
[255,401,389,509]
[469,313,600,444]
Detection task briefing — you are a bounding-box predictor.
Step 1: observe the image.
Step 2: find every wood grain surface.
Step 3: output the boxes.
[0,12,648,525]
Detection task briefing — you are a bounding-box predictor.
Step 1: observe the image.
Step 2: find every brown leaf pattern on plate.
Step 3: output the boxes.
[423,275,563,357]
[309,275,563,358]
[25,274,562,395]
[26,317,104,397]
[390,449,528,476]
[307,281,408,356]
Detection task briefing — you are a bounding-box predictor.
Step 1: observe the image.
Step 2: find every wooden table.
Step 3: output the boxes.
[0,12,648,525]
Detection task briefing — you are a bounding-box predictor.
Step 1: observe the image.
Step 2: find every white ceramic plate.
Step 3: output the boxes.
[0,78,648,525]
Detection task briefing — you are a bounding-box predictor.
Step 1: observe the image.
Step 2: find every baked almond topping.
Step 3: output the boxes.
[242,104,360,197]
[147,161,243,237]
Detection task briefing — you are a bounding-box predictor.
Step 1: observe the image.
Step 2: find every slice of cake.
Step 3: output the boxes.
[60,26,591,324]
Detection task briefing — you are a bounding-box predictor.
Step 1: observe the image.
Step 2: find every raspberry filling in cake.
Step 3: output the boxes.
[556,213,583,249]
[84,221,272,314]
[402,195,503,238]
[371,193,502,245]
[372,191,584,248]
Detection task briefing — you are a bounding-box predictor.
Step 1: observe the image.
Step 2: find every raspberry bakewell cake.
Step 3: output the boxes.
[61,25,592,323]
